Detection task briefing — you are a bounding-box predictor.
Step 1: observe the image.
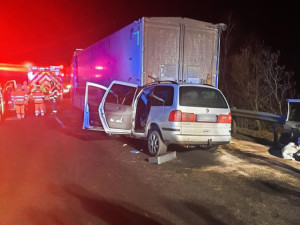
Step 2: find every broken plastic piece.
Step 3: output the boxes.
[130,150,140,154]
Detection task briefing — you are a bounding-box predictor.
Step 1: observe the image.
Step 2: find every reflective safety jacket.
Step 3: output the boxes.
[32,90,45,104]
[11,88,28,105]
[49,87,58,102]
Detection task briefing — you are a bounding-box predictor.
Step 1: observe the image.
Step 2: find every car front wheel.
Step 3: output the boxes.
[148,128,167,157]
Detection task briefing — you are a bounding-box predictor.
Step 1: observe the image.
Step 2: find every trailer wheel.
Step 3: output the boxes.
[148,127,167,157]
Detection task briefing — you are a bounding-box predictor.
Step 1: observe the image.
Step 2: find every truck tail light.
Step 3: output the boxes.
[218,113,232,124]
[169,110,196,122]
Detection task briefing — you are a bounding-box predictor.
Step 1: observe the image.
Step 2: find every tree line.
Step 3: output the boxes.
[218,15,297,130]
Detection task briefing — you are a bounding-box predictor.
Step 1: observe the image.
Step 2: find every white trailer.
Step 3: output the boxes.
[72,17,226,110]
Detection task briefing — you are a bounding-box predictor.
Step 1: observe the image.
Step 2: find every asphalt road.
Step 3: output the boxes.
[0,98,299,225]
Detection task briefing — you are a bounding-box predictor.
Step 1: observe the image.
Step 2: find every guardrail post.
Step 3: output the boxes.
[273,123,278,145]
[232,117,237,134]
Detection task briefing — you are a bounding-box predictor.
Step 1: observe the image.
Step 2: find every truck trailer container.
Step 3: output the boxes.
[72,17,226,110]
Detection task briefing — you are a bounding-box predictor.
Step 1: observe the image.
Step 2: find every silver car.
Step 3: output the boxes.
[83,81,231,156]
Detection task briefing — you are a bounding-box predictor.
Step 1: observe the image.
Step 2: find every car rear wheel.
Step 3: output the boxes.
[148,128,167,157]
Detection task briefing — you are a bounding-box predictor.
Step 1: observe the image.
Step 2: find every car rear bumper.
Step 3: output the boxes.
[161,129,231,145]
[160,123,231,145]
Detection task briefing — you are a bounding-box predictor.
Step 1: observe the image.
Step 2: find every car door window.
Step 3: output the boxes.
[83,82,108,131]
[151,86,174,106]
[103,83,137,130]
[87,85,106,127]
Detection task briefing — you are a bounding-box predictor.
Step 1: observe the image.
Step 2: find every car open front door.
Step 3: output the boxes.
[99,81,138,134]
[83,82,108,131]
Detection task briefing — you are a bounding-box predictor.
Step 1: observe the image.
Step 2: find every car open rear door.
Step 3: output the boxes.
[99,81,138,134]
[82,82,108,131]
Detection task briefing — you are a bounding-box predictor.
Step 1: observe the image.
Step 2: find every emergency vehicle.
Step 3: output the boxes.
[27,65,65,100]
[0,91,4,122]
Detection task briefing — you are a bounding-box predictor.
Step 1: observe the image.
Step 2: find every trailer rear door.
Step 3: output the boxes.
[143,20,180,83]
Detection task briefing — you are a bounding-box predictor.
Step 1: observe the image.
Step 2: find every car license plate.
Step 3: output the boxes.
[196,114,217,122]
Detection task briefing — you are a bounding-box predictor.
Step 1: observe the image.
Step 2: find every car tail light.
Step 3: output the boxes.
[181,112,195,122]
[218,113,232,124]
[169,110,182,122]
[169,110,196,122]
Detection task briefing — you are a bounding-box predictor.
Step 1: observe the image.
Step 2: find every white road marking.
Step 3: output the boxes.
[55,116,66,128]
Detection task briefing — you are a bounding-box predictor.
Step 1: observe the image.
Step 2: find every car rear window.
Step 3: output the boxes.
[179,86,228,108]
[289,102,300,122]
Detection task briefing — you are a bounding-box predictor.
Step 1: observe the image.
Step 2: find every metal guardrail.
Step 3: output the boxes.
[231,108,286,124]
[230,108,286,144]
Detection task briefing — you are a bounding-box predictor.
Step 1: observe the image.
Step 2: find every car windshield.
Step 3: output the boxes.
[179,86,228,108]
[288,102,300,122]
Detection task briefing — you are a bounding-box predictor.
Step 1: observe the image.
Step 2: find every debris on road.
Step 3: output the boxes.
[149,151,176,164]
[130,150,140,154]
[281,142,300,160]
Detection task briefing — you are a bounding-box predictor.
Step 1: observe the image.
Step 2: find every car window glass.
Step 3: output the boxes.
[289,102,300,122]
[151,86,174,106]
[180,86,228,108]
[106,83,137,106]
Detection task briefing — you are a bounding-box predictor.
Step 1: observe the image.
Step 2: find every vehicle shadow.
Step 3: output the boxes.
[26,207,67,225]
[163,199,242,225]
[119,136,150,156]
[247,179,300,208]
[62,184,171,225]
[43,114,110,141]
[268,145,283,158]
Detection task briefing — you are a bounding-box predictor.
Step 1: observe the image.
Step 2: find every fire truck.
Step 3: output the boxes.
[27,65,65,100]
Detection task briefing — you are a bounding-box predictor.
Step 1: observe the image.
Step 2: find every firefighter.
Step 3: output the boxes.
[4,85,13,110]
[11,83,28,120]
[49,80,58,115]
[22,81,29,110]
[32,85,45,117]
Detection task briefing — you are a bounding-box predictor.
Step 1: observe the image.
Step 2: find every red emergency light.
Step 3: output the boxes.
[95,66,104,70]
[0,63,27,72]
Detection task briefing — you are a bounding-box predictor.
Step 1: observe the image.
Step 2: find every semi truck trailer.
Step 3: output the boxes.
[72,17,226,110]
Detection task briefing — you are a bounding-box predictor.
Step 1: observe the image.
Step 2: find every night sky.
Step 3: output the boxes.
[0,0,299,84]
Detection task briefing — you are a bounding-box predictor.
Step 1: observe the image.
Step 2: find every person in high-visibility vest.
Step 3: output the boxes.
[32,85,45,117]
[22,81,29,110]
[11,83,28,120]
[49,80,58,115]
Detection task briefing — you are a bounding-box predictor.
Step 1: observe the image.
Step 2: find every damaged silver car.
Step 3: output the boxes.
[83,80,232,156]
